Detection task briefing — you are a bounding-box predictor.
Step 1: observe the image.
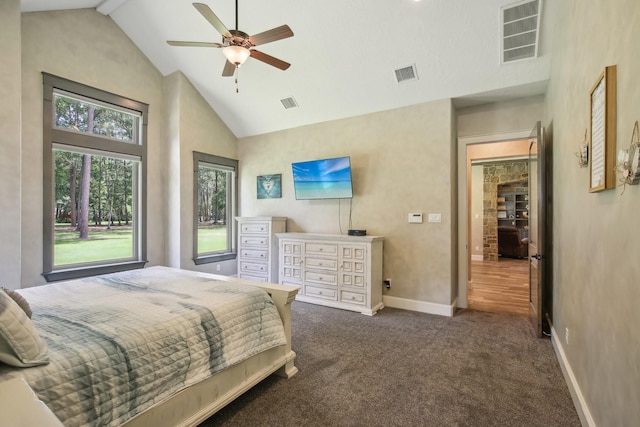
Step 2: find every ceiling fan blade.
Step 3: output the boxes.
[250,49,291,71]
[193,2,231,38]
[222,60,236,77]
[249,25,294,46]
[167,41,224,48]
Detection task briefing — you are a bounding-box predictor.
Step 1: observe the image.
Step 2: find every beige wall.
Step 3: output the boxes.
[238,99,456,311]
[0,0,22,289]
[545,0,640,425]
[470,165,483,261]
[457,95,545,138]
[168,71,238,275]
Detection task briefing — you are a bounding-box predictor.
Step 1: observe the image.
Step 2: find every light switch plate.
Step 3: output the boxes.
[428,213,442,223]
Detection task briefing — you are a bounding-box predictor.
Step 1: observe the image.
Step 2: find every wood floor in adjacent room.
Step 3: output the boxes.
[468,258,529,315]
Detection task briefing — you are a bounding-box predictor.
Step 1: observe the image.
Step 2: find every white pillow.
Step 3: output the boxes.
[2,288,32,318]
[0,290,49,367]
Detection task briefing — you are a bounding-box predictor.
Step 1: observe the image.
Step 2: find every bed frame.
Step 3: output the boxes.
[122,279,299,427]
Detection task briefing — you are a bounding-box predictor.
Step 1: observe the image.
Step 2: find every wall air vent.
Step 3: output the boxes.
[394,64,419,83]
[501,0,542,63]
[280,97,298,109]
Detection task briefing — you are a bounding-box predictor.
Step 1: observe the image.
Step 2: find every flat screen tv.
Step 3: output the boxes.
[292,156,353,200]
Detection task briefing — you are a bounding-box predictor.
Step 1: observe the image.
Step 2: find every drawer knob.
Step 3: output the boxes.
[319,291,323,295]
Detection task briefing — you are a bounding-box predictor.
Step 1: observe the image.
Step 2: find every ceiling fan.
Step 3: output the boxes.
[167,2,294,77]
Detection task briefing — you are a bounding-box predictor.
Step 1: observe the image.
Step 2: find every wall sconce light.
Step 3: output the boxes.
[616,120,640,194]
[575,129,588,168]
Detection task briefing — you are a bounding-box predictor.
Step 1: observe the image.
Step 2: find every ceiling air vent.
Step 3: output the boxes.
[501,0,542,63]
[394,64,419,84]
[280,97,298,109]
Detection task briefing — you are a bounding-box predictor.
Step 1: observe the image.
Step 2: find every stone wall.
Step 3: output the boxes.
[483,161,528,261]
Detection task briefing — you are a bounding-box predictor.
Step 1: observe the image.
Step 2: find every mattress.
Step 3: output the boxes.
[0,266,287,426]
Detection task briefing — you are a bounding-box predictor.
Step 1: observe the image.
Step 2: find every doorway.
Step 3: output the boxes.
[457,134,533,314]
[467,160,530,315]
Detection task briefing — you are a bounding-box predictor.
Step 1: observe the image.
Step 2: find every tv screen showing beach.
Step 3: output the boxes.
[292,156,353,200]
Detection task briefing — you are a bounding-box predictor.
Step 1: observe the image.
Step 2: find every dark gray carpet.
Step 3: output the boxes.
[200,302,580,427]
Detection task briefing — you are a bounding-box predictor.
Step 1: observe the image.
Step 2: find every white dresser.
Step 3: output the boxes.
[277,232,384,315]
[235,217,287,283]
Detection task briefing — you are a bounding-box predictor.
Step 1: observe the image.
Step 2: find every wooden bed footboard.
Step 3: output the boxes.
[122,280,299,427]
[247,280,299,378]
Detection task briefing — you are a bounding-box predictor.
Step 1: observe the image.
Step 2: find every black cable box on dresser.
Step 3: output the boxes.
[348,229,366,236]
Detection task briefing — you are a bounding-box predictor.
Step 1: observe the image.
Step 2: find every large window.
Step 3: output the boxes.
[193,152,238,264]
[43,73,148,281]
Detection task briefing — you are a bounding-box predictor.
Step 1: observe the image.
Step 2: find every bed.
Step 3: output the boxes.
[0,266,299,426]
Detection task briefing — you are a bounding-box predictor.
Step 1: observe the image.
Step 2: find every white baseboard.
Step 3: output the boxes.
[551,326,595,427]
[471,254,483,261]
[383,295,455,317]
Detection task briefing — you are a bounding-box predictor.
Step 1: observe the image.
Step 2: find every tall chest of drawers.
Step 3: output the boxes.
[235,217,287,283]
[277,232,384,315]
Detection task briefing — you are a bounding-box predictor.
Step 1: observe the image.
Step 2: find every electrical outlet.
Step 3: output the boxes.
[565,327,570,345]
[216,264,221,272]
[383,279,391,289]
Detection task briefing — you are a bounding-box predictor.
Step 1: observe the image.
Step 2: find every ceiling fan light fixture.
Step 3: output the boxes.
[223,45,251,66]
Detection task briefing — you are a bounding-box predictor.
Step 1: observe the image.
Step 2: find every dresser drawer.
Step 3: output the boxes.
[305,270,337,286]
[305,242,338,257]
[240,236,269,247]
[240,222,269,234]
[305,285,337,301]
[240,249,268,261]
[305,257,338,271]
[238,273,268,282]
[240,262,267,275]
[340,290,366,305]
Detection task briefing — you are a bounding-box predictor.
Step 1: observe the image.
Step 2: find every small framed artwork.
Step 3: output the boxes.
[257,174,282,199]
[589,65,617,192]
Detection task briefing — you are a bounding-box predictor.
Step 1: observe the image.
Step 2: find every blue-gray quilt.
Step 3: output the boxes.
[0,266,287,426]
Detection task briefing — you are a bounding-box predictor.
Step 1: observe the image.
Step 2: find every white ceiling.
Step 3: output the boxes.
[21,0,551,138]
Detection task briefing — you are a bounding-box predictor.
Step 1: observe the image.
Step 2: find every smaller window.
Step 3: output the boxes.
[193,152,238,264]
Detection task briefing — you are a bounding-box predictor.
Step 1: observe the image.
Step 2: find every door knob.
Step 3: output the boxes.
[531,254,543,260]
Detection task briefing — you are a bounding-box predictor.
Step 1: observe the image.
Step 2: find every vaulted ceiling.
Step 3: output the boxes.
[21,0,551,138]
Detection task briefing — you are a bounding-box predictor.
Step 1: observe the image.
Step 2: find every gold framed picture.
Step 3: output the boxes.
[589,65,617,192]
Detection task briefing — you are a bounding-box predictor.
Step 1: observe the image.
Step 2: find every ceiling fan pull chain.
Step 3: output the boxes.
[235,67,240,93]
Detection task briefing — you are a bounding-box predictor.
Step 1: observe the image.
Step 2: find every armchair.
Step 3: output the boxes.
[497,226,529,259]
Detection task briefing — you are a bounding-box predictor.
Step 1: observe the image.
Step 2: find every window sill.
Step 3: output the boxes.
[193,252,237,265]
[43,260,147,282]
